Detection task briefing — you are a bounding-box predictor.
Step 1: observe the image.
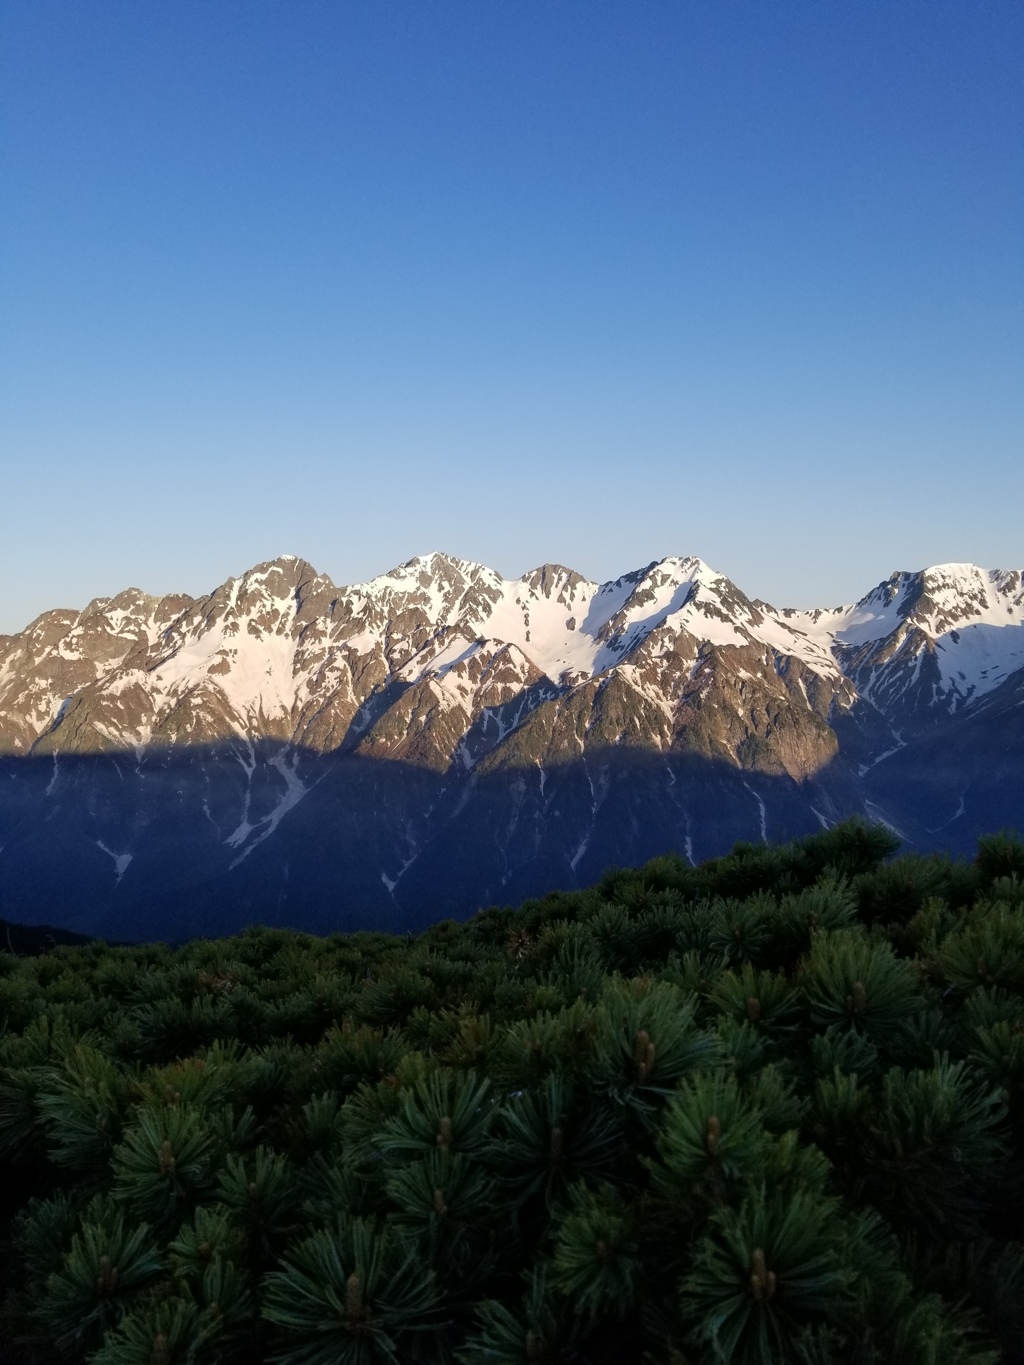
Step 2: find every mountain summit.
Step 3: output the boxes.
[1,553,1021,938]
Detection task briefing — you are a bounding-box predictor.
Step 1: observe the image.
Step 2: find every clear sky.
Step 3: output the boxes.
[1,1,1021,634]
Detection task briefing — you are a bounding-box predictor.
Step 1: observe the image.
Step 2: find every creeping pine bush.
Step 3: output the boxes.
[1,819,1023,1364]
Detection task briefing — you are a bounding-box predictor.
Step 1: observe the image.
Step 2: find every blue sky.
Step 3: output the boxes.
[1,1,1021,633]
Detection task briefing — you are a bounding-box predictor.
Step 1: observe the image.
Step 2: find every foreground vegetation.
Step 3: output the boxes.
[1,822,1024,1364]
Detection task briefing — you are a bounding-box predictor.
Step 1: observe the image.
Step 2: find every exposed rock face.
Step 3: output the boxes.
[0,553,1021,938]
[0,553,863,772]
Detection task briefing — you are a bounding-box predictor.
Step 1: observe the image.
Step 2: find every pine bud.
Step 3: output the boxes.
[345,1271,365,1323]
[549,1125,564,1167]
[149,1332,171,1365]
[595,1238,612,1261]
[705,1114,721,1156]
[633,1030,656,1083]
[525,1328,546,1361]
[749,1247,776,1302]
[198,1240,213,1262]
[95,1254,120,1296]
[436,1115,454,1150]
[746,996,761,1023]
[158,1138,176,1176]
[432,1187,448,1216]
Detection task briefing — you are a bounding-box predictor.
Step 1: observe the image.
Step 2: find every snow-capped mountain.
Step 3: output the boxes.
[1,553,1021,939]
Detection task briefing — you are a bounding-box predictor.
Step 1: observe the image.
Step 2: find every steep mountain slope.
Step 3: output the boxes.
[0,553,1020,938]
[1,553,854,771]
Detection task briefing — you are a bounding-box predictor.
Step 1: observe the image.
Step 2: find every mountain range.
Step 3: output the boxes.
[1,552,1021,939]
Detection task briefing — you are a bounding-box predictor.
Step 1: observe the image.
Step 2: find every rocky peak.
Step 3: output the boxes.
[354,553,498,628]
[235,554,319,601]
[826,563,1024,727]
[905,564,1024,636]
[520,564,592,604]
[595,558,753,656]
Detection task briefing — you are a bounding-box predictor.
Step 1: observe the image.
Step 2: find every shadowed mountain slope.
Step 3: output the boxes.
[0,553,1020,937]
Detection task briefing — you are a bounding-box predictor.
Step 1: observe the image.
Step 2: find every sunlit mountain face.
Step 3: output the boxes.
[1,553,1021,940]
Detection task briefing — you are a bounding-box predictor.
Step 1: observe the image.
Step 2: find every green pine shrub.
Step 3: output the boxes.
[36,1207,163,1356]
[682,1186,847,1363]
[111,1104,221,1229]
[0,818,1022,1363]
[261,1215,442,1364]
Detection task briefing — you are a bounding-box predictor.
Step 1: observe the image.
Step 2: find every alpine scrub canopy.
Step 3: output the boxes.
[1,819,1023,1363]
